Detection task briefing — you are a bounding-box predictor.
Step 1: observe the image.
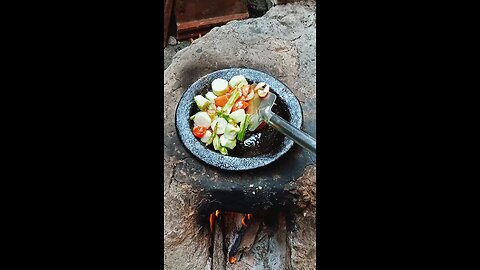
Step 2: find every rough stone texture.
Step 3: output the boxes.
[164,180,211,270]
[164,1,316,269]
[286,165,316,270]
[163,39,190,70]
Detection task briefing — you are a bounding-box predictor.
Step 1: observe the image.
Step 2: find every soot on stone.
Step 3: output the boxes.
[204,208,292,267]
[195,182,298,268]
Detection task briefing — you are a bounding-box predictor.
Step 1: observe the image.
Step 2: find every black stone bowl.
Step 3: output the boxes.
[175,68,302,170]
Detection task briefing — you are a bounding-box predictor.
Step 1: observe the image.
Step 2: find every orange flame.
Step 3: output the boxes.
[215,210,220,217]
[228,256,237,264]
[209,213,214,232]
[241,213,252,227]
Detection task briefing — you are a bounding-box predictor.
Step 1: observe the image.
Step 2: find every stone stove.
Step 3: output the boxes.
[164,1,316,269]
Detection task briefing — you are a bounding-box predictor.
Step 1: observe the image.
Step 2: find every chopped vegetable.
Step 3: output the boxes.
[194,95,210,110]
[217,110,230,121]
[237,81,248,89]
[219,147,228,155]
[211,118,228,134]
[229,75,247,88]
[206,91,217,103]
[192,112,212,127]
[206,123,218,146]
[193,126,207,138]
[258,85,270,97]
[213,135,221,150]
[224,124,240,140]
[207,102,216,110]
[244,90,255,101]
[231,101,248,112]
[200,130,212,143]
[214,94,230,107]
[222,89,241,114]
[254,82,266,91]
[190,75,275,156]
[212,78,229,96]
[207,109,216,119]
[229,109,246,123]
[237,114,250,141]
[220,135,236,149]
[241,85,250,97]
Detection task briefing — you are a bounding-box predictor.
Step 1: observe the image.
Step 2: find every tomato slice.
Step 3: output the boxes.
[193,126,207,138]
[231,101,249,112]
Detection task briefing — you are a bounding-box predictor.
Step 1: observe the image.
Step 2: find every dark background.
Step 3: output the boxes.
[3,0,469,269]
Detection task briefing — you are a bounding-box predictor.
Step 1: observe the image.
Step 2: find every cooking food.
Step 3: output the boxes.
[189,75,271,155]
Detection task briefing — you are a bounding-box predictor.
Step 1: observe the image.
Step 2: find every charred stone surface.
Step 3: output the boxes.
[164,1,316,269]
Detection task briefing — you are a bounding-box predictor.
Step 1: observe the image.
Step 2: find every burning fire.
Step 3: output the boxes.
[241,213,253,227]
[210,210,221,232]
[209,213,214,232]
[210,210,253,264]
[229,213,253,264]
[209,211,254,264]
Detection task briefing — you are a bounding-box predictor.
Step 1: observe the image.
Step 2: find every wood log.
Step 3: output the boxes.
[212,214,226,270]
[238,219,261,254]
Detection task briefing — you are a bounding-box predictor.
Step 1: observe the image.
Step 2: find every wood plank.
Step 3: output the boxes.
[174,0,248,41]
[163,0,174,47]
[176,13,249,32]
